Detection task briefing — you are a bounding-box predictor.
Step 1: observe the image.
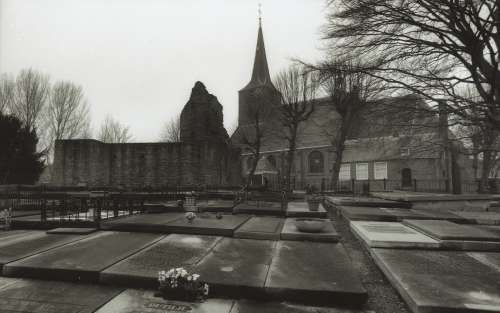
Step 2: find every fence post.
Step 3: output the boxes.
[351,179,355,195]
[413,179,417,192]
[383,178,387,191]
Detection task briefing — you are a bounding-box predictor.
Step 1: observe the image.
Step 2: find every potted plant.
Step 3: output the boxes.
[305,185,321,211]
[158,267,209,302]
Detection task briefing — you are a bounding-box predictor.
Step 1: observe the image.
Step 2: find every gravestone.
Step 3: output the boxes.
[101,213,184,232]
[194,238,275,298]
[372,248,500,312]
[265,241,366,307]
[280,218,340,242]
[165,214,250,236]
[95,289,234,313]
[3,231,164,282]
[0,277,122,313]
[286,202,327,218]
[101,234,221,288]
[350,221,440,249]
[411,209,471,223]
[379,208,427,220]
[234,217,284,240]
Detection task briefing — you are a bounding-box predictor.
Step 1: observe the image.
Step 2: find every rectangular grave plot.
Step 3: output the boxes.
[100,234,221,288]
[0,277,123,313]
[165,215,251,236]
[404,219,500,242]
[3,232,164,282]
[234,217,284,240]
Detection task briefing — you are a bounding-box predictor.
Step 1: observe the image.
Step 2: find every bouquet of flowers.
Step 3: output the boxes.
[158,267,209,301]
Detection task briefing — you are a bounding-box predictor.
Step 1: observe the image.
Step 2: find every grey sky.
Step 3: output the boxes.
[1,0,327,141]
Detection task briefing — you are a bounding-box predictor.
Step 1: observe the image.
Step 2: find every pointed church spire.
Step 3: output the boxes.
[242,6,274,90]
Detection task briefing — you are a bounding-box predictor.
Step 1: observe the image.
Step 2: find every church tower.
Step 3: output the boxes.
[238,17,281,125]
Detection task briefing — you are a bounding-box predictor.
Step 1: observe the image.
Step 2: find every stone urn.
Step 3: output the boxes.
[295,218,327,233]
[306,195,322,211]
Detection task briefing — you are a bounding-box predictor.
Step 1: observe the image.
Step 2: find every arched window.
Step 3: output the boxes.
[309,151,324,173]
[246,157,254,171]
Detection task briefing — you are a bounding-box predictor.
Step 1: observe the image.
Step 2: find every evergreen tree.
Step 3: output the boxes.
[0,112,45,184]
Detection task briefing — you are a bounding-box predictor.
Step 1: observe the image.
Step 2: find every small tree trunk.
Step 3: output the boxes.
[479,150,492,193]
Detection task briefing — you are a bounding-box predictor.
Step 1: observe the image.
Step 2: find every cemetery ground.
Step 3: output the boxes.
[0,191,500,312]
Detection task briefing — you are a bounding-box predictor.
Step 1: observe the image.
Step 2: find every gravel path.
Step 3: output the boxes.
[325,204,411,313]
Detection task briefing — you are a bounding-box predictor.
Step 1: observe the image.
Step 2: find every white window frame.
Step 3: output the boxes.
[374,162,388,180]
[355,163,369,180]
[339,163,351,181]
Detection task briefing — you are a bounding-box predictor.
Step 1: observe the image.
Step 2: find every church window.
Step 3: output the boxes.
[267,155,276,168]
[374,162,388,179]
[309,151,324,173]
[339,163,351,180]
[356,163,369,180]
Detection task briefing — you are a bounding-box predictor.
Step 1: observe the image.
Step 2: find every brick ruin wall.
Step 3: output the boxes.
[51,139,241,188]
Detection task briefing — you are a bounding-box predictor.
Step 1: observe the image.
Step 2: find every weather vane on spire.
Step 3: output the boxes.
[258,3,262,26]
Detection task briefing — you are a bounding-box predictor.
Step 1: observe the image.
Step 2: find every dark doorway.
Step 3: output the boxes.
[402,168,412,187]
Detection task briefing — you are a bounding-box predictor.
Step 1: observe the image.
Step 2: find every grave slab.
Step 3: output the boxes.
[46,227,97,234]
[411,209,472,223]
[338,206,397,222]
[95,289,234,313]
[3,231,164,282]
[165,214,250,236]
[265,241,366,307]
[233,203,285,216]
[0,277,122,313]
[477,225,500,237]
[231,299,373,313]
[379,207,427,220]
[0,231,93,270]
[199,200,235,213]
[467,252,500,272]
[403,219,500,241]
[350,221,440,249]
[326,196,410,208]
[100,234,221,288]
[286,202,327,218]
[281,218,340,242]
[372,248,500,313]
[234,217,284,240]
[101,213,184,232]
[454,211,500,225]
[194,238,276,298]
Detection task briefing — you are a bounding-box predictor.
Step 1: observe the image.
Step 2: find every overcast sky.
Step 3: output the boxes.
[1,0,327,141]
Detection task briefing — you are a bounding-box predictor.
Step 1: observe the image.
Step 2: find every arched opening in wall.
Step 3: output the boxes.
[246,156,254,173]
[267,155,276,169]
[309,151,324,173]
[402,168,412,187]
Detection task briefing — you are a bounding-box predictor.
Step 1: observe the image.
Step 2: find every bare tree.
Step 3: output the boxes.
[47,81,90,143]
[0,75,15,114]
[98,116,132,143]
[315,59,384,190]
[325,0,500,137]
[274,65,317,191]
[159,114,181,142]
[10,68,50,132]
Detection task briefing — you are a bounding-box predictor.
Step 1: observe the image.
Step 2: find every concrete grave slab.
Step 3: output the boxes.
[411,209,472,223]
[233,203,285,216]
[350,221,440,249]
[3,231,164,282]
[477,225,500,237]
[194,238,276,298]
[231,299,373,313]
[265,241,367,307]
[326,196,410,208]
[199,200,235,213]
[379,207,427,220]
[165,214,250,236]
[46,227,97,234]
[454,211,500,225]
[403,219,500,241]
[0,231,93,270]
[338,206,397,222]
[95,289,234,313]
[467,252,500,272]
[100,234,221,288]
[234,217,284,240]
[372,248,500,313]
[0,277,122,313]
[281,218,340,242]
[101,213,184,232]
[286,202,328,218]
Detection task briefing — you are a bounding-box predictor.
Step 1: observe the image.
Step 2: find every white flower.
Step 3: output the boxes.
[203,283,209,296]
[192,274,200,281]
